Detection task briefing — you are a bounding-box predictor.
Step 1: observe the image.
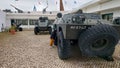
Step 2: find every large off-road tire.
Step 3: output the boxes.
[34,27,39,35]
[78,24,119,57]
[57,31,71,60]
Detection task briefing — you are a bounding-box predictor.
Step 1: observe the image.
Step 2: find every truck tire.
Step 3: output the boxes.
[34,27,39,35]
[57,31,71,60]
[78,24,119,57]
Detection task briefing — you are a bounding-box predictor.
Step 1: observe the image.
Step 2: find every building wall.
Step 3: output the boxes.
[81,0,120,21]
[6,13,52,29]
[82,0,120,13]
[100,8,120,19]
[6,19,11,29]
[82,3,100,13]
[6,11,67,29]
[0,11,6,32]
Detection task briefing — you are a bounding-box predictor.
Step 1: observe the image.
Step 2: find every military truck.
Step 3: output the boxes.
[51,11,120,61]
[34,17,52,35]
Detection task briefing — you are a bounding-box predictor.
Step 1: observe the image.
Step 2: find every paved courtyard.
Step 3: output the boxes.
[0,31,120,68]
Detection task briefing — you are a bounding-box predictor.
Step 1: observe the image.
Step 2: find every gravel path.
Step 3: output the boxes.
[0,31,120,68]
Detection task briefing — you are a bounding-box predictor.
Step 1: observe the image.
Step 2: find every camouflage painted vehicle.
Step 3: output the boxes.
[34,17,52,35]
[51,11,120,61]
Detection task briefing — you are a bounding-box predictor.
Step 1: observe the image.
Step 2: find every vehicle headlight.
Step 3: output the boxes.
[72,17,76,22]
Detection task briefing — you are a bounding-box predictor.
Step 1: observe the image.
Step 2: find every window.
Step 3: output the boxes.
[29,19,38,25]
[102,13,113,21]
[39,17,48,22]
[12,19,28,25]
[21,19,28,25]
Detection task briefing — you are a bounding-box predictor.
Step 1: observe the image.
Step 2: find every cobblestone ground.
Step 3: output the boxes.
[0,31,120,68]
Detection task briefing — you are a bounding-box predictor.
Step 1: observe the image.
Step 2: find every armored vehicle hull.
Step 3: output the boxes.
[34,17,52,35]
[51,12,120,61]
[34,26,52,34]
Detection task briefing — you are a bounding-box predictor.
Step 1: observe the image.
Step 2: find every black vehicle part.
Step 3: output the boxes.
[51,29,57,46]
[54,39,57,46]
[78,24,119,58]
[99,55,114,61]
[19,27,23,31]
[113,18,120,25]
[57,13,62,18]
[34,27,39,35]
[48,28,52,34]
[57,31,71,60]
[39,17,42,20]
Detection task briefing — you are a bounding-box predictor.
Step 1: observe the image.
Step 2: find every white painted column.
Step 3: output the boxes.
[28,19,30,29]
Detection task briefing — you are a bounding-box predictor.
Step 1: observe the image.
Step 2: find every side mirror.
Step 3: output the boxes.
[57,13,62,18]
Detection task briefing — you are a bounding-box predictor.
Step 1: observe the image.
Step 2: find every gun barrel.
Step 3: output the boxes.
[10,4,23,13]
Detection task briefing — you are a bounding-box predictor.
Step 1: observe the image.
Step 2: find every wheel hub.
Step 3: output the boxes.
[91,39,108,50]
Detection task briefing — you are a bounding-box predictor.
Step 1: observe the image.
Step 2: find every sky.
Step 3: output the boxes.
[0,0,93,11]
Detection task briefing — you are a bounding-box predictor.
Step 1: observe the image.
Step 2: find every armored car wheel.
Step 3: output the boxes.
[57,31,71,60]
[78,24,119,59]
[34,27,39,35]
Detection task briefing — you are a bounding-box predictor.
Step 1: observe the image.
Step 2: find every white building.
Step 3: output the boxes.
[79,0,120,21]
[0,11,6,32]
[6,11,56,30]
[6,11,67,30]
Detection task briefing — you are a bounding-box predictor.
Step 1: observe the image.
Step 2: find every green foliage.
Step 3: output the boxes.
[9,25,16,31]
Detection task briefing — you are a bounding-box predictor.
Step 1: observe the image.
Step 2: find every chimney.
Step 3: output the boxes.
[60,0,64,11]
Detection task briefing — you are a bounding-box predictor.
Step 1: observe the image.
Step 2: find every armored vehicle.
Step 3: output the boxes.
[34,17,52,35]
[51,11,120,61]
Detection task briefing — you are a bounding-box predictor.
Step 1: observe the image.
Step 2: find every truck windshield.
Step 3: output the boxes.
[39,17,48,22]
[40,18,46,22]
